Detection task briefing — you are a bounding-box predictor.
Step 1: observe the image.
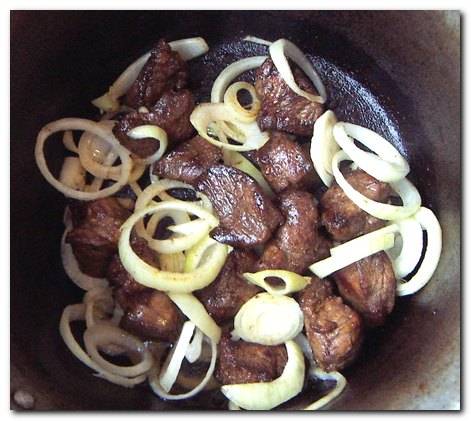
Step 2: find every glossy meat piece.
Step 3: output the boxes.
[66,198,130,277]
[252,131,317,193]
[124,39,188,109]
[333,251,396,327]
[152,135,222,185]
[321,169,392,242]
[258,190,331,274]
[195,250,261,324]
[255,58,324,136]
[297,277,363,371]
[113,89,195,158]
[196,165,283,248]
[215,332,288,385]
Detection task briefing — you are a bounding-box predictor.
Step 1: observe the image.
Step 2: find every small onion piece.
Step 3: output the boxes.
[59,157,86,190]
[35,118,132,200]
[185,328,204,363]
[62,130,78,153]
[310,110,339,187]
[119,209,229,293]
[221,340,305,410]
[304,368,347,410]
[243,270,310,296]
[293,333,316,369]
[190,103,269,152]
[332,150,421,221]
[269,38,326,104]
[223,82,261,123]
[127,125,168,165]
[242,35,273,46]
[234,293,304,346]
[333,122,410,182]
[168,37,210,61]
[396,207,442,296]
[167,293,222,343]
[211,56,267,103]
[84,287,115,329]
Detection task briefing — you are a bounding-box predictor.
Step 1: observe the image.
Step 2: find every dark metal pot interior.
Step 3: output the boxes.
[10,10,460,410]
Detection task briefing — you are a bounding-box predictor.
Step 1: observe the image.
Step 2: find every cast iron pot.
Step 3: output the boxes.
[10,10,460,410]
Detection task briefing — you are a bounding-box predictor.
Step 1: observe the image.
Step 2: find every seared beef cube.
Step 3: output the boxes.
[332,251,396,327]
[66,198,131,277]
[252,131,317,193]
[321,169,392,242]
[195,250,261,324]
[152,136,222,185]
[196,165,283,248]
[215,332,288,385]
[297,277,363,371]
[258,191,331,274]
[255,58,324,137]
[114,90,195,158]
[124,39,188,109]
[120,290,183,342]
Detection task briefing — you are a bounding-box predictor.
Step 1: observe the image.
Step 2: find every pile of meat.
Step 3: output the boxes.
[66,40,397,389]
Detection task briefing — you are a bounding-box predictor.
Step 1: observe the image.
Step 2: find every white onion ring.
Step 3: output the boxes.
[304,368,347,410]
[242,35,273,46]
[59,157,86,191]
[269,38,326,104]
[126,125,168,165]
[223,82,261,123]
[62,130,78,153]
[333,122,410,182]
[35,118,132,200]
[185,328,204,363]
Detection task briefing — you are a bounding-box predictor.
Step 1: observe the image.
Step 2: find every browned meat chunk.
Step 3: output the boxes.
[120,290,183,342]
[332,252,396,327]
[66,198,130,277]
[152,135,222,185]
[196,165,283,248]
[258,190,331,274]
[114,90,195,158]
[215,332,288,385]
[124,39,188,109]
[252,131,317,193]
[297,277,363,371]
[321,169,392,242]
[255,58,324,137]
[195,250,261,324]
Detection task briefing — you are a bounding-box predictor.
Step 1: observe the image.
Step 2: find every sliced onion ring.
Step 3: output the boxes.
[243,270,310,296]
[62,130,78,153]
[242,35,273,46]
[59,157,86,191]
[332,150,421,221]
[221,340,305,410]
[304,368,347,410]
[127,125,168,165]
[269,38,326,104]
[185,328,204,363]
[333,122,410,182]
[35,118,132,200]
[223,82,261,123]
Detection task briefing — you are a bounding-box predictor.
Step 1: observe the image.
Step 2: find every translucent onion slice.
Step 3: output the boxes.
[59,304,146,387]
[35,118,132,200]
[92,37,209,112]
[167,293,222,343]
[310,226,396,279]
[159,252,186,273]
[119,210,229,293]
[223,82,261,123]
[242,35,273,46]
[210,56,267,103]
[190,103,269,152]
[293,333,316,368]
[126,125,168,165]
[304,368,347,410]
[84,323,154,378]
[269,38,326,104]
[62,130,78,153]
[333,122,410,182]
[243,270,310,296]
[234,293,304,346]
[183,235,229,273]
[310,110,339,187]
[221,340,305,410]
[332,150,421,221]
[59,157,86,190]
[159,321,196,392]
[84,287,115,329]
[148,334,218,401]
[223,151,274,197]
[185,328,204,363]
[396,207,442,296]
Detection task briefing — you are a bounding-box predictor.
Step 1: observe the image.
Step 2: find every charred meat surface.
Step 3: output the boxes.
[66,198,131,277]
[196,165,283,248]
[113,89,195,158]
[215,332,288,385]
[152,135,223,185]
[195,250,261,324]
[332,251,396,327]
[252,131,317,193]
[124,39,188,109]
[297,277,363,371]
[258,190,331,274]
[321,169,392,242]
[255,58,324,136]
